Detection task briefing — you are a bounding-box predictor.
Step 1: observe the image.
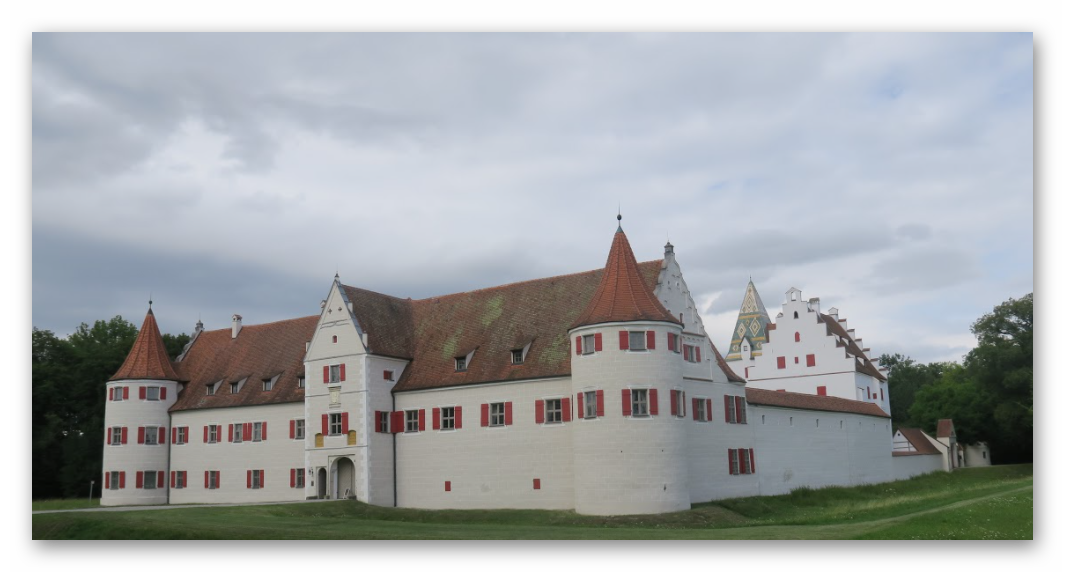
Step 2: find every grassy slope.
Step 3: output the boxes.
[32,465,1032,540]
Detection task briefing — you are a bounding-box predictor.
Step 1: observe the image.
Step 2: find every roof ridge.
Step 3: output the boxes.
[197,315,319,335]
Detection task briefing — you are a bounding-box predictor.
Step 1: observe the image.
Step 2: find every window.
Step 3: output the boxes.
[173,426,188,445]
[248,469,263,489]
[253,422,264,442]
[329,413,343,436]
[207,424,220,444]
[144,426,159,445]
[793,311,799,319]
[511,349,524,365]
[683,344,700,363]
[293,419,305,439]
[292,468,305,488]
[112,388,124,401]
[233,423,244,443]
[329,364,341,384]
[172,471,187,489]
[628,331,646,351]
[817,385,827,396]
[728,449,740,475]
[263,375,277,391]
[725,396,748,424]
[795,332,801,342]
[455,356,467,372]
[777,356,786,369]
[761,415,766,424]
[670,389,686,417]
[207,470,220,489]
[144,470,158,490]
[230,381,240,394]
[108,471,120,490]
[806,354,816,367]
[109,426,122,446]
[377,412,390,433]
[581,334,596,355]
[406,410,420,433]
[297,376,305,389]
[383,370,394,381]
[728,448,756,475]
[145,386,160,401]
[631,389,649,417]
[668,333,681,353]
[583,390,597,418]
[694,399,707,422]
[332,335,338,344]
[545,399,562,424]
[441,406,456,430]
[206,381,218,396]
[490,402,506,427]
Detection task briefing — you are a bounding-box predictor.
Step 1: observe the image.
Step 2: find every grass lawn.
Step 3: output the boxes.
[32,464,1032,539]
[31,498,101,512]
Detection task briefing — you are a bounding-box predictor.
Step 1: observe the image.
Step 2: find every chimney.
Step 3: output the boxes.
[828,307,839,318]
[809,297,820,314]
[232,314,242,339]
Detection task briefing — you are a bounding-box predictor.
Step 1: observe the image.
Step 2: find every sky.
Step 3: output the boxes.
[31,32,1033,365]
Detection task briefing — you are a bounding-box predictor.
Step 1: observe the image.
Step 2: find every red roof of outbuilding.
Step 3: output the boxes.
[745,387,890,418]
[895,427,943,455]
[110,309,179,381]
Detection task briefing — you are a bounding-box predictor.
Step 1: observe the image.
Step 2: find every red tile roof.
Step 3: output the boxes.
[170,316,318,412]
[571,228,680,329]
[895,427,942,455]
[110,309,179,381]
[820,313,887,381]
[745,387,890,418]
[936,419,955,439]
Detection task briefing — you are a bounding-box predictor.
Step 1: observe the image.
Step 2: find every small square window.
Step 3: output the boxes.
[329,413,343,436]
[206,381,219,396]
[490,402,506,427]
[263,375,277,391]
[441,406,456,430]
[545,399,562,424]
[629,331,646,351]
[582,334,596,355]
[511,349,524,365]
[144,426,159,445]
[455,356,467,372]
[583,391,597,418]
[113,389,124,402]
[230,381,240,394]
[145,386,160,401]
[406,410,420,433]
[384,370,394,381]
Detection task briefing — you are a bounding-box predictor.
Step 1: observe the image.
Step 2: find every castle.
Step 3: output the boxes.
[100,218,955,515]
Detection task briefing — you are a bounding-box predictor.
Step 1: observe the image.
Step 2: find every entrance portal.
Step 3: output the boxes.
[316,468,327,499]
[332,457,356,500]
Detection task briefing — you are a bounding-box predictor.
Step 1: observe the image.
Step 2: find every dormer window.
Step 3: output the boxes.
[511,349,524,365]
[297,376,305,389]
[262,375,278,391]
[455,356,467,372]
[206,381,220,396]
[230,381,240,394]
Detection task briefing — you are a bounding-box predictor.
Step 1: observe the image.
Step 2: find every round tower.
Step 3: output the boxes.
[570,217,689,515]
[101,304,182,506]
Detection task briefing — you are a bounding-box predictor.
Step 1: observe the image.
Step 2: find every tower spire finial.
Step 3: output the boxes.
[616,206,623,233]
[148,292,153,311]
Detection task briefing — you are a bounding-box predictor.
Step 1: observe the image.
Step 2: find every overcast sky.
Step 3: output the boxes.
[31,33,1033,365]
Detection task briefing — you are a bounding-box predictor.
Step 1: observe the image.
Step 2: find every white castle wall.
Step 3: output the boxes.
[101,378,181,506]
[168,402,305,504]
[891,454,944,480]
[750,404,894,496]
[364,355,406,506]
[684,379,760,502]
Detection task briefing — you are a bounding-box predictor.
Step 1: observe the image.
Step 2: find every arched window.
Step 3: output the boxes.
[793,311,799,319]
[794,332,801,342]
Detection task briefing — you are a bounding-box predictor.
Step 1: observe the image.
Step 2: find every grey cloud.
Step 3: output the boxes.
[896,223,932,241]
[864,247,982,295]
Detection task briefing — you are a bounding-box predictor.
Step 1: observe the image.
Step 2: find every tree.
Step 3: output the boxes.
[880,353,950,429]
[162,332,192,360]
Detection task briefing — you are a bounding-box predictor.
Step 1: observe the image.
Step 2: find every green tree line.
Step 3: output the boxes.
[882,293,1033,464]
[32,317,188,499]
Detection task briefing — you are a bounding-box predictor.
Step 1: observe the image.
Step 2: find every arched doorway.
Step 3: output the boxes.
[331,457,356,500]
[316,468,327,499]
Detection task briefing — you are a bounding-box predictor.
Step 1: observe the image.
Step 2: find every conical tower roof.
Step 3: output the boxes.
[571,220,680,329]
[110,307,179,381]
[724,279,772,362]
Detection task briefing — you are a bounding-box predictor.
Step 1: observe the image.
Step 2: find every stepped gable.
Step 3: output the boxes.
[895,428,942,456]
[745,387,890,418]
[111,308,179,381]
[725,279,772,362]
[820,313,887,381]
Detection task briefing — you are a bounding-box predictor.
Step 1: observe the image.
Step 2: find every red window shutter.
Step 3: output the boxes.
[262,422,267,440]
[577,392,584,419]
[107,427,112,444]
[817,386,827,396]
[795,332,801,342]
[160,387,166,400]
[433,408,441,430]
[261,471,265,488]
[374,412,382,433]
[575,336,582,355]
[535,400,544,424]
[391,411,404,433]
[321,414,328,435]
[121,427,128,444]
[667,333,675,351]
[139,386,146,400]
[244,422,252,439]
[594,333,603,352]
[744,367,749,378]
[158,471,165,489]
[728,449,736,475]
[695,347,701,362]
[649,388,659,415]
[159,427,166,444]
[290,469,296,488]
[419,409,426,432]
[750,449,756,473]
[481,403,489,427]
[137,426,145,444]
[340,363,346,381]
[227,423,233,442]
[172,427,177,443]
[806,354,815,367]
[562,397,571,422]
[109,388,114,400]
[341,413,349,434]
[290,420,296,439]
[622,389,632,416]
[777,356,786,369]
[707,399,712,421]
[597,390,604,416]
[455,406,462,429]
[323,365,329,383]
[692,398,698,420]
[119,471,125,489]
[247,470,252,489]
[136,471,143,489]
[205,471,209,489]
[619,331,629,350]
[647,331,656,350]
[533,478,541,490]
[123,387,129,399]
[670,390,677,415]
[504,402,513,426]
[105,472,110,489]
[445,481,451,492]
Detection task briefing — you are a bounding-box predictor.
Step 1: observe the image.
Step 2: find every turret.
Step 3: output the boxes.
[101,303,182,506]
